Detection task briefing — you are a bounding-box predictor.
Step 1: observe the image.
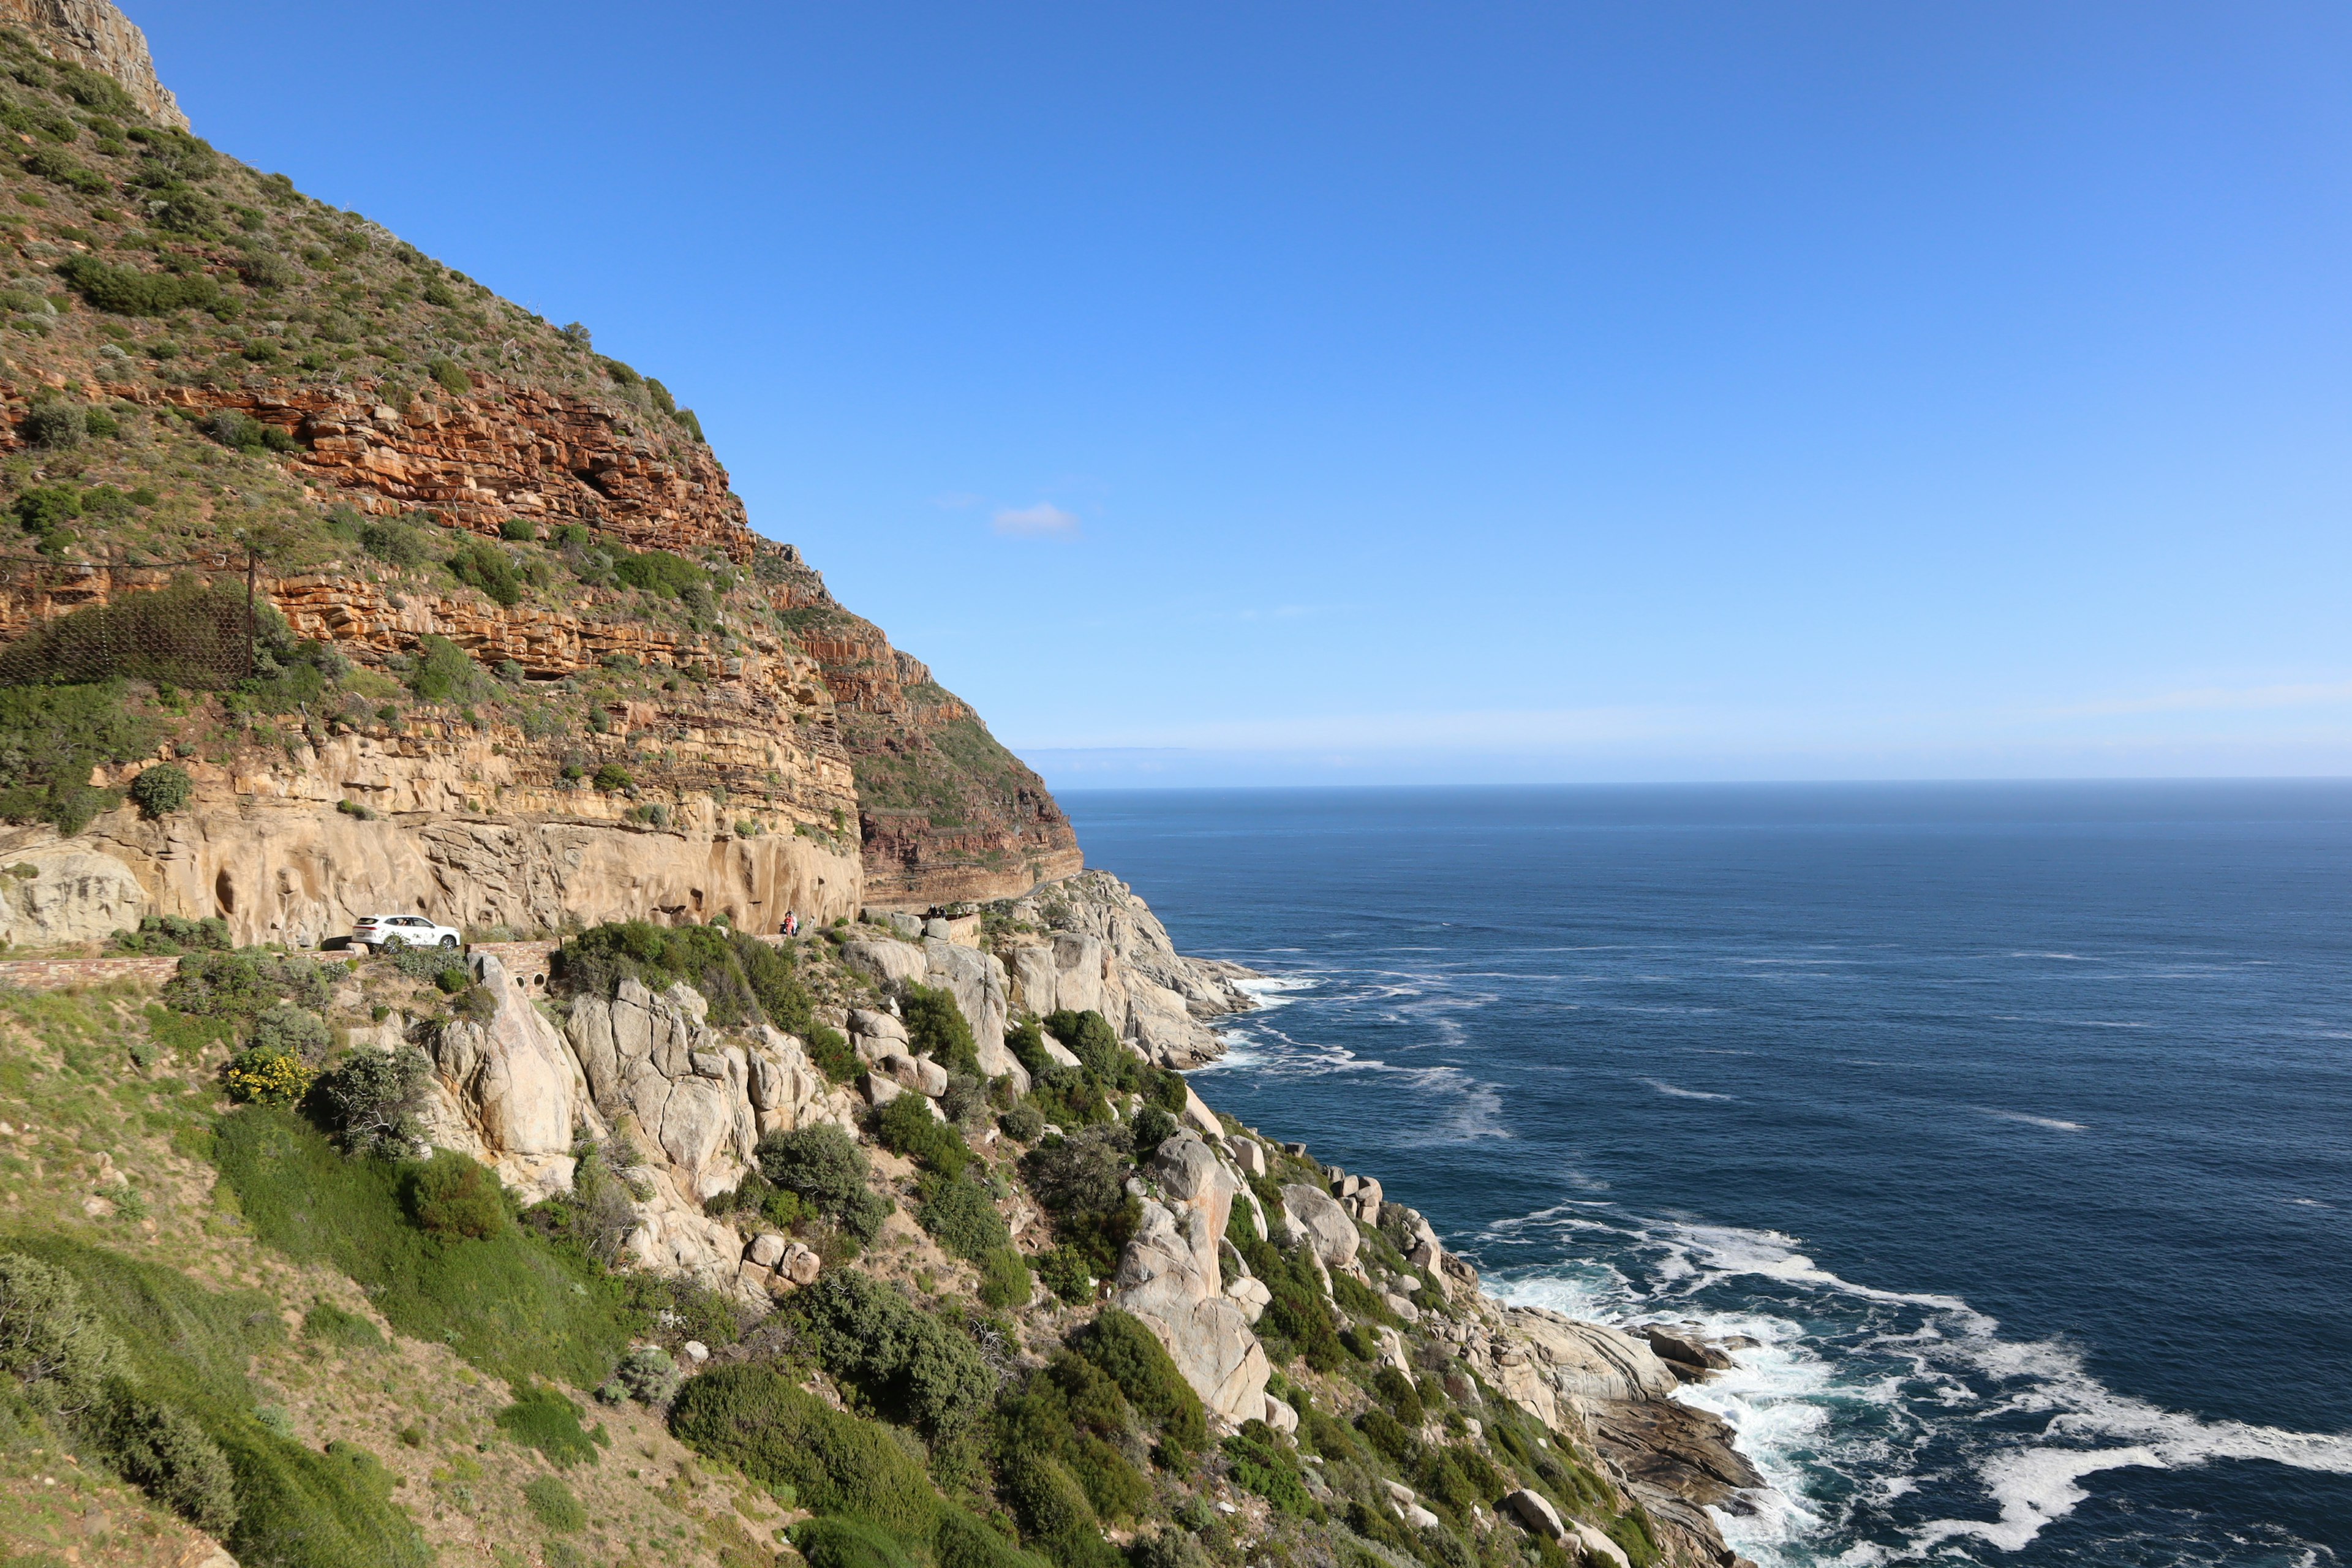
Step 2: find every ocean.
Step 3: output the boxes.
[1058,782,2352,1566]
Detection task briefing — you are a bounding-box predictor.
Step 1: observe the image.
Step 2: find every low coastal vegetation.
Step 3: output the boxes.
[0,912,1655,1568]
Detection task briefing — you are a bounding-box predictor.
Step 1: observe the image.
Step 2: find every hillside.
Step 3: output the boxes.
[0,14,1761,1568]
[0,9,1074,917]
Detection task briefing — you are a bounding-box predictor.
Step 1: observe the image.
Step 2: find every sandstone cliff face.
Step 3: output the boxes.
[765,555,1083,907]
[0,0,184,128]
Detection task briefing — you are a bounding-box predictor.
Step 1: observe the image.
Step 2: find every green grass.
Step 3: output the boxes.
[211,1107,633,1387]
[523,1474,587,1532]
[0,1234,429,1568]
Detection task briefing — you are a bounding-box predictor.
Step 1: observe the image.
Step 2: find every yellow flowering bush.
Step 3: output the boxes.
[225,1046,314,1107]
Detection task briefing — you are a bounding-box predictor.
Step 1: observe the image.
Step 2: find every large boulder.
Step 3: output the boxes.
[1280,1182,1360,1268]
[566,977,755,1200]
[1112,1134,1267,1423]
[840,937,927,987]
[1500,1306,1681,1403]
[1112,1199,1268,1424]
[0,846,149,947]
[423,952,586,1199]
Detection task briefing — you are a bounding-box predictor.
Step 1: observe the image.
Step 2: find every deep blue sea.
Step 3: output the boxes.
[1058,783,2352,1567]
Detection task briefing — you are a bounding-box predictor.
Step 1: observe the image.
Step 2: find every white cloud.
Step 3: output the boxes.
[991,502,1080,539]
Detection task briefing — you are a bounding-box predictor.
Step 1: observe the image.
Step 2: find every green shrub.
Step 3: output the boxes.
[978,1246,1033,1310]
[427,356,470,394]
[446,541,523,606]
[358,519,432,568]
[92,1382,239,1534]
[307,1046,427,1156]
[1129,1104,1177,1155]
[1072,1310,1205,1458]
[794,1517,918,1568]
[1371,1365,1424,1426]
[211,1111,630,1387]
[595,1344,680,1405]
[200,409,296,453]
[1221,1420,1319,1518]
[903,984,979,1076]
[998,1447,1119,1568]
[20,398,83,448]
[669,1364,938,1537]
[935,1508,1052,1568]
[410,1150,505,1240]
[917,1174,1008,1264]
[499,519,537,541]
[497,1385,597,1467]
[874,1094,971,1179]
[753,1121,889,1240]
[1042,1010,1135,1089]
[409,633,481,701]
[523,1472,586,1531]
[250,1002,331,1060]
[591,762,631,792]
[0,682,154,834]
[787,1270,992,1438]
[127,763,193,819]
[13,482,80,537]
[998,1104,1044,1144]
[163,948,330,1019]
[110,914,230,956]
[300,1303,384,1352]
[0,1251,126,1414]
[611,549,705,599]
[55,255,220,315]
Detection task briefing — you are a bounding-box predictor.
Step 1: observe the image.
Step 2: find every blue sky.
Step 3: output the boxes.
[140,2,2351,784]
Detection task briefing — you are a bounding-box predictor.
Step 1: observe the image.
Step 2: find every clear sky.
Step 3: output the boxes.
[137,2,2350,785]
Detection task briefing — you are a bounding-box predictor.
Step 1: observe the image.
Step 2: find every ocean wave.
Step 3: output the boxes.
[1975,1108,2089,1132]
[1640,1078,1736,1101]
[1482,1211,2351,1565]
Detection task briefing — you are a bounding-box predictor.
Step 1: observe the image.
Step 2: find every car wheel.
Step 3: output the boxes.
[380,935,406,954]
[439,935,458,949]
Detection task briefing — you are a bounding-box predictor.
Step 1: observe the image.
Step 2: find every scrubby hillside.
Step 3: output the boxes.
[1,910,1746,1568]
[0,15,1074,915]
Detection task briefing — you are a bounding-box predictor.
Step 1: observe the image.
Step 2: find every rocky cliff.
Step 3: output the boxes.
[0,12,1078,914]
[0,0,182,128]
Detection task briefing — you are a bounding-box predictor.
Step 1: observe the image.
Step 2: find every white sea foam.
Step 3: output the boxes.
[1640,1078,1735,1101]
[1483,1207,2352,1564]
[1975,1108,2089,1132]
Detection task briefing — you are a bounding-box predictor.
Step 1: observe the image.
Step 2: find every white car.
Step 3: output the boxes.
[350,914,462,952]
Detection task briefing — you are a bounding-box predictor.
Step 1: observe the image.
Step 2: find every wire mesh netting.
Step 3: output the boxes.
[0,556,258,689]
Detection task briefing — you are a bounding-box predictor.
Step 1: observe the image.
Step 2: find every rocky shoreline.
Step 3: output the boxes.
[406,866,1765,1567]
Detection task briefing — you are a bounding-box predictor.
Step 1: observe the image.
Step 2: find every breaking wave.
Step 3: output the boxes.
[1479,1210,2352,1566]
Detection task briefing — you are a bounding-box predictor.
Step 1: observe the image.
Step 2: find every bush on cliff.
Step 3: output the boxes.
[556,919,818,1036]
[1071,1309,1205,1458]
[671,1363,937,1534]
[873,1092,972,1180]
[753,1123,893,1245]
[0,681,153,834]
[786,1270,993,1438]
[903,982,981,1076]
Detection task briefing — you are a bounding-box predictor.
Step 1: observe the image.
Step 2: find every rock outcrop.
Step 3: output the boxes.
[0,0,184,128]
[412,952,855,1294]
[1114,1133,1268,1423]
[993,870,1256,1067]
